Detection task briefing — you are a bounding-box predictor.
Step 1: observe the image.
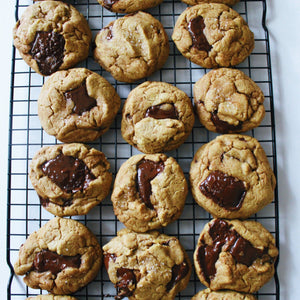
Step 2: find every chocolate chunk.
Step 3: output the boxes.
[197,219,269,283]
[166,260,189,291]
[64,83,97,115]
[199,170,246,211]
[41,153,95,194]
[33,249,81,275]
[39,195,73,207]
[104,253,117,270]
[211,111,242,133]
[137,159,165,209]
[103,0,119,10]
[106,25,113,40]
[145,103,178,120]
[30,31,65,76]
[188,16,212,52]
[116,268,136,300]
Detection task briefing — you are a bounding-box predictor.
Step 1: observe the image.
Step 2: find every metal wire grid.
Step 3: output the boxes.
[6,0,279,299]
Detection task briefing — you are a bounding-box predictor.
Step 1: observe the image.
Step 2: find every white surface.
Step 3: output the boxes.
[0,0,300,299]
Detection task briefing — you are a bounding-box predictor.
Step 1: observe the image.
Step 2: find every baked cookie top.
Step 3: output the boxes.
[193,219,278,293]
[193,68,265,133]
[172,3,254,68]
[13,1,92,76]
[14,217,102,295]
[192,289,256,300]
[27,296,77,300]
[111,153,188,232]
[98,0,163,14]
[121,81,195,153]
[103,228,191,299]
[189,134,276,219]
[38,68,121,143]
[93,12,169,83]
[29,143,112,217]
[181,0,239,6]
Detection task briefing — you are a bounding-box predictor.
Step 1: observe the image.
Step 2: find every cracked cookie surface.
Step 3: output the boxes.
[14,217,102,295]
[93,12,169,83]
[172,3,254,68]
[194,219,278,293]
[192,289,256,300]
[38,68,121,143]
[29,143,112,217]
[13,1,92,76]
[181,0,239,6]
[111,153,188,232]
[97,0,163,14]
[121,81,195,153]
[103,228,191,299]
[193,68,265,133]
[27,296,78,300]
[189,134,276,219]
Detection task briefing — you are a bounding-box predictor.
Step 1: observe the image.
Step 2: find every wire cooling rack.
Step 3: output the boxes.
[7,0,279,299]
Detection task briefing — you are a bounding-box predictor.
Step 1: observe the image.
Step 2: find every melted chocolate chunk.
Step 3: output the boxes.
[104,253,117,270]
[41,153,95,194]
[30,31,65,76]
[199,170,246,211]
[103,0,119,10]
[166,260,189,291]
[137,159,165,209]
[211,111,242,133]
[188,16,212,52]
[33,249,81,275]
[197,219,269,283]
[64,83,97,115]
[145,103,178,120]
[116,268,136,300]
[39,195,73,207]
[106,25,113,40]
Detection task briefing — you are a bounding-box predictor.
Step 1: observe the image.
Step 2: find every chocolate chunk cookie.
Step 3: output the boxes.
[194,219,278,293]
[27,296,77,300]
[103,229,191,299]
[14,217,102,295]
[181,0,239,6]
[172,3,254,68]
[192,289,256,300]
[38,68,121,143]
[121,81,195,153]
[193,68,265,133]
[111,153,188,232]
[29,143,112,217]
[93,12,169,83]
[13,1,92,76]
[98,0,163,14]
[189,134,276,219]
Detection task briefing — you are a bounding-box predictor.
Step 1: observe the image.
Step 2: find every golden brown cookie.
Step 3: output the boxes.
[93,12,169,83]
[29,143,112,217]
[181,0,239,6]
[172,3,254,68]
[103,228,191,299]
[14,217,102,295]
[194,219,278,293]
[27,296,77,300]
[111,153,188,232]
[98,0,163,14]
[193,68,265,133]
[189,134,276,219]
[38,68,121,143]
[13,1,92,76]
[192,289,256,300]
[121,81,195,153]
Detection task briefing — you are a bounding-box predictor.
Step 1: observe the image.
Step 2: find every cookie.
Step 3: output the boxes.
[29,143,112,217]
[121,81,195,153]
[38,68,121,143]
[181,0,239,6]
[98,0,163,14]
[193,68,265,133]
[27,296,77,300]
[14,217,102,295]
[194,218,278,293]
[192,289,256,300]
[111,153,188,232]
[189,134,276,219]
[93,12,169,83]
[13,1,92,76]
[172,3,254,68]
[103,228,191,299]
